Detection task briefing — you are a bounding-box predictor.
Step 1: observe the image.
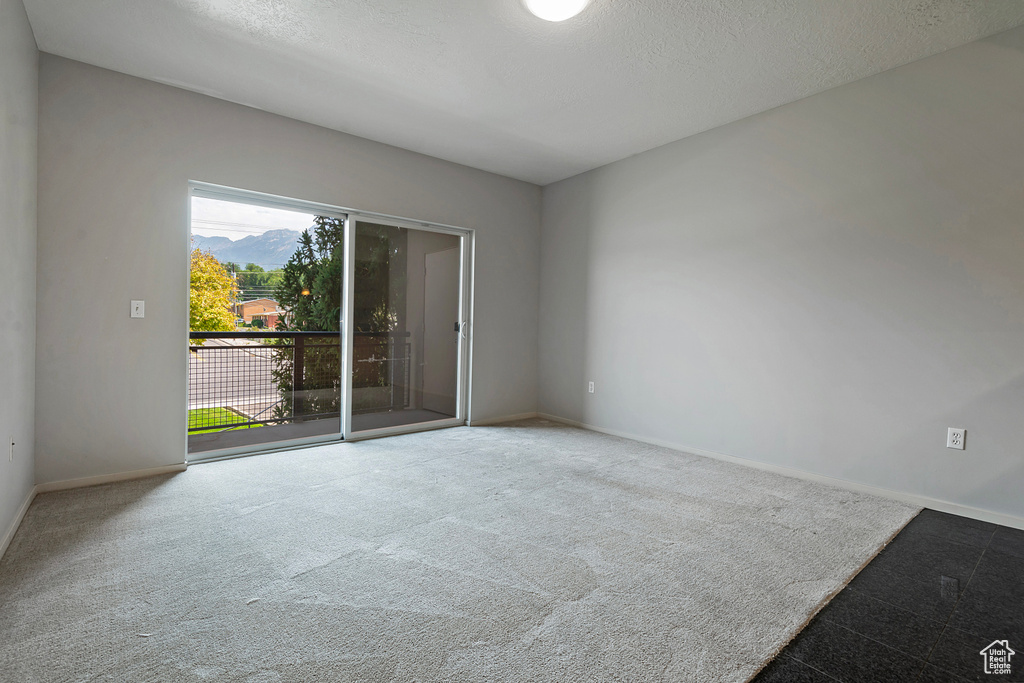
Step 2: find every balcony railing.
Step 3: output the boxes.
[188,331,411,436]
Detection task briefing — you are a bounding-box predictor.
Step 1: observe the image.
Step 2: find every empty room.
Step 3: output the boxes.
[2,0,1023,681]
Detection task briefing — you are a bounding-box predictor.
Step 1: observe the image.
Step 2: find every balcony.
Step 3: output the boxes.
[188,330,413,453]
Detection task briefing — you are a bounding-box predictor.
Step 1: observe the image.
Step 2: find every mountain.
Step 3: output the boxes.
[192,229,304,270]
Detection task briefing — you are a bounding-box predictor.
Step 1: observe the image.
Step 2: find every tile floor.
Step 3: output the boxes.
[753,509,1024,683]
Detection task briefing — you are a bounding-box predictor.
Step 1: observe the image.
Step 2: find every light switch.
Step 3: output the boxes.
[131,300,145,318]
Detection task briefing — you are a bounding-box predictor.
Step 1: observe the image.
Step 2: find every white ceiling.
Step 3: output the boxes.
[22,0,1024,185]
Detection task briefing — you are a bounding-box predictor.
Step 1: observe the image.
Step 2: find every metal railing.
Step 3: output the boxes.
[188,331,411,435]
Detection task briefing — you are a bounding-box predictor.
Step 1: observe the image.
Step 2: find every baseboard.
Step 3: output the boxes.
[1,485,38,562]
[536,413,585,428]
[537,413,1024,532]
[35,463,188,494]
[468,412,539,427]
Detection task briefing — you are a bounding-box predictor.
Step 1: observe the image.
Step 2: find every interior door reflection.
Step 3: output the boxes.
[351,222,461,432]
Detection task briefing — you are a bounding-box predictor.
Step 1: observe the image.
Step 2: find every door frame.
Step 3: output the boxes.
[187,182,350,462]
[186,182,475,460]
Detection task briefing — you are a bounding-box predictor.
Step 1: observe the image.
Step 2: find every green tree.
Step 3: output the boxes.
[190,247,237,333]
[275,217,345,331]
[269,218,409,422]
[270,216,345,421]
[234,262,285,302]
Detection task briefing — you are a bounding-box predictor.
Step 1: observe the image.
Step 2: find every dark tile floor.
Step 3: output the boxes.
[753,509,1024,683]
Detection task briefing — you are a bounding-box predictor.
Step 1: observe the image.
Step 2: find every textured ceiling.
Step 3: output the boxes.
[22,0,1024,185]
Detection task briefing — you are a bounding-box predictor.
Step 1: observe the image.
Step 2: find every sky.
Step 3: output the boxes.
[190,196,315,241]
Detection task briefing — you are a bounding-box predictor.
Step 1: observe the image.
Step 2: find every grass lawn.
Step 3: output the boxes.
[188,407,255,435]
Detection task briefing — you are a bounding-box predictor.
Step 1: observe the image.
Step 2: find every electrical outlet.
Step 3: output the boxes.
[947,428,966,450]
[588,381,595,394]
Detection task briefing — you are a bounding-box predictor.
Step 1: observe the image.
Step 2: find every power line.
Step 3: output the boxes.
[192,227,299,238]
[192,218,311,231]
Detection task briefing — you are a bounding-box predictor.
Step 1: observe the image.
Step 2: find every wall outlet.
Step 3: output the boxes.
[131,300,145,318]
[588,381,595,394]
[947,427,966,450]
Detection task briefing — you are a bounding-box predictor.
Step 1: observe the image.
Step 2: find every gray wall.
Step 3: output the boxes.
[539,27,1024,521]
[36,55,540,484]
[0,0,38,540]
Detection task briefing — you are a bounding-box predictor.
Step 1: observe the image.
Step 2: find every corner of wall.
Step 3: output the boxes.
[0,0,39,560]
[534,27,1024,524]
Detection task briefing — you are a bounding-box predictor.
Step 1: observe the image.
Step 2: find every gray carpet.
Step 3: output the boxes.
[0,419,917,682]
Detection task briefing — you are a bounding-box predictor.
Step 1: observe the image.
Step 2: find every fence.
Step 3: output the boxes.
[188,331,411,435]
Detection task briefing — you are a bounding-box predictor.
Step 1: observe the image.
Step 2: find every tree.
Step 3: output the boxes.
[270,216,345,421]
[236,263,284,302]
[269,217,409,422]
[275,217,344,332]
[272,217,402,334]
[190,247,237,333]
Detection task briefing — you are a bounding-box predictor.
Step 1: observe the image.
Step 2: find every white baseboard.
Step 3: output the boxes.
[468,412,539,427]
[35,463,188,494]
[538,413,1024,532]
[2,463,187,561]
[1,485,38,561]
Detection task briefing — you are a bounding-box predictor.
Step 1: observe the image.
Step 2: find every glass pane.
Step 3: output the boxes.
[351,222,461,432]
[188,195,343,455]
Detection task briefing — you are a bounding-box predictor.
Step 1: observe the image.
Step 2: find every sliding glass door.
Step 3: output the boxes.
[187,185,472,459]
[188,191,345,456]
[345,219,468,436]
